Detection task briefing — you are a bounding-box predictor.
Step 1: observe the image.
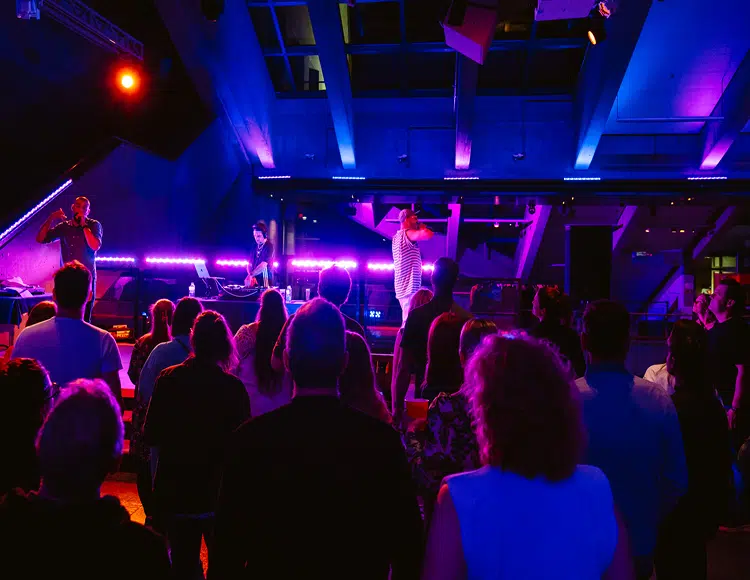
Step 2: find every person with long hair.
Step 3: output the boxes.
[655,320,732,580]
[421,312,466,401]
[339,331,391,423]
[235,289,291,417]
[128,299,175,388]
[530,286,586,378]
[144,311,251,579]
[406,318,496,523]
[423,333,634,580]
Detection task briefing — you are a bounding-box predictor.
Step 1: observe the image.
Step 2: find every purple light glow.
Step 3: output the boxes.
[444,176,479,181]
[145,257,206,265]
[367,262,434,272]
[563,177,601,181]
[96,256,136,264]
[687,176,727,180]
[455,150,471,171]
[0,179,73,243]
[331,176,366,181]
[216,259,280,269]
[257,175,291,180]
[291,259,357,270]
[216,259,248,267]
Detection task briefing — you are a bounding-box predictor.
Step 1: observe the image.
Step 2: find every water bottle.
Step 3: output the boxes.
[188,282,195,298]
[286,285,292,303]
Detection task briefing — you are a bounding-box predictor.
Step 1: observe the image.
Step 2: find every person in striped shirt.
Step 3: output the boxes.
[392,208,434,325]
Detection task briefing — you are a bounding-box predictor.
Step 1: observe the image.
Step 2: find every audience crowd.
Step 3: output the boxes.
[0,258,747,579]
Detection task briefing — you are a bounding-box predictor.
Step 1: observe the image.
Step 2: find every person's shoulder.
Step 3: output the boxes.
[233,402,294,441]
[408,302,432,321]
[574,464,610,486]
[236,322,259,336]
[17,317,55,340]
[157,361,187,381]
[632,376,679,415]
[148,340,169,357]
[444,465,493,489]
[344,314,365,336]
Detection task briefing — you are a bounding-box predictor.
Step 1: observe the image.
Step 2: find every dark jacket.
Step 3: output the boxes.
[143,357,251,514]
[0,489,170,579]
[209,396,423,580]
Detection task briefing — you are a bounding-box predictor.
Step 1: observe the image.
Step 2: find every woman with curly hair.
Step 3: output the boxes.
[423,333,633,580]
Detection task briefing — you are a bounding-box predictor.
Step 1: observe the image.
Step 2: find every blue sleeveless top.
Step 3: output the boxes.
[446,465,617,579]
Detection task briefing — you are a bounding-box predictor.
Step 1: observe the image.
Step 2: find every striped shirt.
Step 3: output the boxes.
[392,229,422,300]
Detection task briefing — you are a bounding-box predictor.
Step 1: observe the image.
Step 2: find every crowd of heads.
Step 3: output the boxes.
[3,254,748,578]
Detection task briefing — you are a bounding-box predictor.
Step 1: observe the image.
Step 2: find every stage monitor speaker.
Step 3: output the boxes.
[443,0,498,65]
[565,225,612,308]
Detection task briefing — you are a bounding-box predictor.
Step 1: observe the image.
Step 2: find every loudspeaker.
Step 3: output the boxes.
[565,225,612,308]
[443,0,498,65]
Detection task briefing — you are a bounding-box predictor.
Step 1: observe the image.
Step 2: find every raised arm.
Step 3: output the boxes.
[406,223,434,243]
[82,220,102,251]
[36,208,66,243]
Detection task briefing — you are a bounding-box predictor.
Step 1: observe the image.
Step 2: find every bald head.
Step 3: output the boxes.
[286,298,347,390]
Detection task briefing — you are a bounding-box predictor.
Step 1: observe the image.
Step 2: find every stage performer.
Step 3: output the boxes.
[36,196,102,323]
[245,223,274,288]
[392,208,433,325]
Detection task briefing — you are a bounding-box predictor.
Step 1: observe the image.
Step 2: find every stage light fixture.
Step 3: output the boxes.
[587,2,611,45]
[258,175,291,180]
[645,229,650,233]
[493,221,500,228]
[563,176,601,181]
[687,176,727,180]
[116,67,141,94]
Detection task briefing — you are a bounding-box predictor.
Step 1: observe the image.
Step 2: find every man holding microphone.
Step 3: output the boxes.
[37,196,103,322]
[392,208,433,325]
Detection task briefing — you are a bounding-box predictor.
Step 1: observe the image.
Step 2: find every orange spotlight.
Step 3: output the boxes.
[116,68,140,93]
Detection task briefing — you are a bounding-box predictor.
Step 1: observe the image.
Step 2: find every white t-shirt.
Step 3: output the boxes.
[643,363,676,395]
[12,317,123,386]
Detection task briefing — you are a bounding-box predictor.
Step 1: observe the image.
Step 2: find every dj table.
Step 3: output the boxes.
[198,298,305,333]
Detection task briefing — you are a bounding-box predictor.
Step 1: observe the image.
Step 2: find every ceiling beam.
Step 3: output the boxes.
[156,0,276,167]
[455,55,479,170]
[263,38,588,57]
[573,0,653,170]
[691,206,737,261]
[307,0,356,168]
[514,205,552,280]
[700,52,750,170]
